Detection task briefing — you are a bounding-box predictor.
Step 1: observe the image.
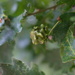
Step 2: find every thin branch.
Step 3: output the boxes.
[25,5,58,17]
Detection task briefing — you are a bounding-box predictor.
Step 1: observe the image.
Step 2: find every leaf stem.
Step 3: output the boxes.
[49,21,60,35]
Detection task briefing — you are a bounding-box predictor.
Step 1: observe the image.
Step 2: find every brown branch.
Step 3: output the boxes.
[25,5,58,17]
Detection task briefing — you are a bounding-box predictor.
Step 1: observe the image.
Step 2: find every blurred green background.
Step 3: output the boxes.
[0,0,75,75]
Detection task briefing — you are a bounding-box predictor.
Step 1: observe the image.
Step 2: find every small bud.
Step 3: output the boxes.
[0,19,5,27]
[48,35,52,40]
[0,19,2,23]
[0,67,3,75]
[57,17,61,21]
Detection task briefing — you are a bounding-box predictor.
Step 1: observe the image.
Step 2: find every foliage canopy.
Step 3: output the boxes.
[0,0,75,75]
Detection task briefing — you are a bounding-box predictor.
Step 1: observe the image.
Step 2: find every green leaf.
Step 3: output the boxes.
[53,12,75,42]
[57,0,75,10]
[13,0,35,16]
[0,27,15,45]
[0,8,4,18]
[52,13,75,63]
[0,41,15,63]
[43,50,73,72]
[0,0,8,3]
[57,0,75,5]
[61,29,75,63]
[0,59,45,75]
[0,0,8,2]
[0,9,25,45]
[12,0,27,16]
[11,13,24,33]
[1,0,19,15]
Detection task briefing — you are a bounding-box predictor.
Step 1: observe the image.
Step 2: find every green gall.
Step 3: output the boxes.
[30,24,49,45]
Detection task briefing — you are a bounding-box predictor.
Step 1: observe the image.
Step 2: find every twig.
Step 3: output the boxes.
[25,5,58,17]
